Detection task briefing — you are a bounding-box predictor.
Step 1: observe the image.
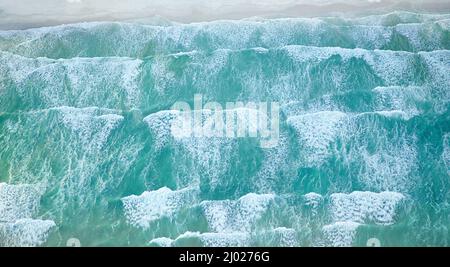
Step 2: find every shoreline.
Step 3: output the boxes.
[1,0,450,30]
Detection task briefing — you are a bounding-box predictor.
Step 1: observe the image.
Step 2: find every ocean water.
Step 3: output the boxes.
[0,11,449,247]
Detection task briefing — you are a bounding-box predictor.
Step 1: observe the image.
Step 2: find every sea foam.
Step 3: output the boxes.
[122,187,199,229]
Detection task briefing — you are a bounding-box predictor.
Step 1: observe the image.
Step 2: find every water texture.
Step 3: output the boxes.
[0,11,449,247]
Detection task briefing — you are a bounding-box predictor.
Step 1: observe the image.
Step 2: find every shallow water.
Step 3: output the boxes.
[0,11,449,247]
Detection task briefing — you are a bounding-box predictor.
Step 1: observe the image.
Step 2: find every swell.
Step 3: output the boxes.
[1,46,448,114]
[0,15,449,59]
[0,97,449,245]
[0,12,449,247]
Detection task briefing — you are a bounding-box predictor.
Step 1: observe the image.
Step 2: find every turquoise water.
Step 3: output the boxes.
[0,11,449,247]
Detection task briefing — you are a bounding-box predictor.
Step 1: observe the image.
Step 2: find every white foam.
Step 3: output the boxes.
[0,183,41,222]
[250,133,291,192]
[175,231,250,247]
[373,110,409,120]
[144,107,269,189]
[201,232,250,247]
[150,227,297,247]
[372,86,428,119]
[122,186,199,229]
[344,113,419,192]
[287,111,347,167]
[144,109,234,189]
[436,18,450,29]
[349,25,391,50]
[0,53,143,109]
[0,51,52,83]
[258,227,298,247]
[419,50,450,113]
[394,23,421,50]
[443,134,450,176]
[251,47,269,53]
[144,108,263,143]
[119,59,143,106]
[274,227,297,247]
[352,11,450,26]
[58,107,124,151]
[0,219,56,247]
[329,191,405,225]
[0,107,131,216]
[150,56,176,94]
[358,140,418,192]
[144,107,262,144]
[143,110,180,150]
[148,237,174,247]
[200,193,275,233]
[303,192,323,210]
[284,45,415,86]
[63,57,143,108]
[322,221,360,247]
